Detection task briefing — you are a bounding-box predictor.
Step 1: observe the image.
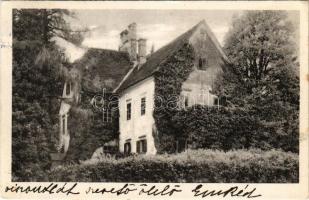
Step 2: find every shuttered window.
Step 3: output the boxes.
[136,141,141,153]
[142,140,147,153]
[136,139,147,154]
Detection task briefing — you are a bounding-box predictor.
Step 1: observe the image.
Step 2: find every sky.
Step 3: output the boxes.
[58,10,298,63]
[70,10,241,54]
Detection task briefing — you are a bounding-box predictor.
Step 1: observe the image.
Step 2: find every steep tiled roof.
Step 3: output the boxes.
[73,48,133,92]
[116,20,229,93]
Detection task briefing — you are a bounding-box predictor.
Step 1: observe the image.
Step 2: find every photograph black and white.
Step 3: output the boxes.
[10,8,300,184]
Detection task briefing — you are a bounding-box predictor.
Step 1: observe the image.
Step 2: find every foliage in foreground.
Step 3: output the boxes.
[49,149,298,183]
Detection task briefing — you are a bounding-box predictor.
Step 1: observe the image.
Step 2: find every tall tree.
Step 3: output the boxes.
[215,11,299,152]
[12,9,85,181]
[219,11,299,106]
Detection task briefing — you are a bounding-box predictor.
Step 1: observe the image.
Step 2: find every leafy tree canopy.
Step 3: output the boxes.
[220,11,299,108]
[211,10,300,153]
[13,9,87,45]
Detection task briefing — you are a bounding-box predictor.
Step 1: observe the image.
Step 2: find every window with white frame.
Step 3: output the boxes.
[103,108,112,123]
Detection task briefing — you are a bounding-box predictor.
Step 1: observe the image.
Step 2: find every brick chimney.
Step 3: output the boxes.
[138,38,147,64]
[119,23,137,61]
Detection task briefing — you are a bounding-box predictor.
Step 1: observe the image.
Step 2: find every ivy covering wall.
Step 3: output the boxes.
[152,42,298,154]
[153,43,195,153]
[65,105,119,162]
[63,67,119,162]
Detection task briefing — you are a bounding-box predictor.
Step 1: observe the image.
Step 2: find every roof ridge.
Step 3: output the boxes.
[73,47,133,92]
[72,47,130,64]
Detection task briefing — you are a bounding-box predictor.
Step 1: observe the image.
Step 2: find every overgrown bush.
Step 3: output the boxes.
[48,149,298,183]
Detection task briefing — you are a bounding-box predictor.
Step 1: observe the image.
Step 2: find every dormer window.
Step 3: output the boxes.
[66,82,71,96]
[198,58,208,70]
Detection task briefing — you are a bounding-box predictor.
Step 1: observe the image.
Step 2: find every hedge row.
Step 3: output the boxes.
[48,149,298,183]
[170,106,298,153]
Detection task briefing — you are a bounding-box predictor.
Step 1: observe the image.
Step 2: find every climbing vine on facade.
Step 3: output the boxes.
[153,43,195,153]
